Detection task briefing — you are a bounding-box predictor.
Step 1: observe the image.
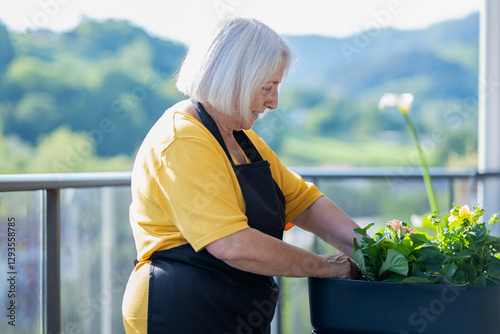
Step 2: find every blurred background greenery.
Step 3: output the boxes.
[0,13,479,173]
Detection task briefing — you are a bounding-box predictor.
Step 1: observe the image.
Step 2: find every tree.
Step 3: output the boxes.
[0,22,15,80]
[32,126,132,173]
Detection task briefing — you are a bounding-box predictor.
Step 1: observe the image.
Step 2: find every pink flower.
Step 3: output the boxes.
[388,219,403,231]
[387,219,413,238]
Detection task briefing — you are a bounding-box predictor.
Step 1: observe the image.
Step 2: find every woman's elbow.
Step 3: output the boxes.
[205,229,250,263]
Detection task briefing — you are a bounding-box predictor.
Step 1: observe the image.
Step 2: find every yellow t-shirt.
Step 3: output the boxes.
[129,109,323,261]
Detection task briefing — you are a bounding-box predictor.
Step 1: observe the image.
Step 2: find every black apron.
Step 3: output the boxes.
[146,101,287,333]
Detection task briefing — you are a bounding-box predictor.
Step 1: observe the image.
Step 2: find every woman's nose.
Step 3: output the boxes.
[266,89,278,110]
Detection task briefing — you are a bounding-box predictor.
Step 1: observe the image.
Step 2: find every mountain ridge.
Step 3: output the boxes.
[0,13,480,168]
[284,12,478,97]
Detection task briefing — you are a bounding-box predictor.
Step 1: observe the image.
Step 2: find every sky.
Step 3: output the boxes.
[0,0,481,46]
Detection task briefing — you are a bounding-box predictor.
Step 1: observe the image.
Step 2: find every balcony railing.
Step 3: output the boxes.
[0,167,495,334]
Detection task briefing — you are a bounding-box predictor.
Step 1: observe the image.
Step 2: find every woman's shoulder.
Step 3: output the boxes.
[135,101,214,160]
[169,100,199,121]
[148,100,208,140]
[169,101,206,137]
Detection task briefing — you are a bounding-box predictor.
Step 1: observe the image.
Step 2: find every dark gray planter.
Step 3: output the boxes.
[308,277,500,334]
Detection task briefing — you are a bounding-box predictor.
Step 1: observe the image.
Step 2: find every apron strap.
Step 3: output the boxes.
[233,130,264,163]
[192,100,234,164]
[192,100,263,164]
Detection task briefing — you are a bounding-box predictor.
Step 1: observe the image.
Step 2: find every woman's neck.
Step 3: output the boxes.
[203,103,236,138]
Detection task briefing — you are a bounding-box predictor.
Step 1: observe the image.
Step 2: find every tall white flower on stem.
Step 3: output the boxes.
[378,93,414,115]
[378,93,438,215]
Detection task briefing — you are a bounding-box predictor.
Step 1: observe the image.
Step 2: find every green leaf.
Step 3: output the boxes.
[474,275,486,286]
[400,276,437,284]
[353,249,366,272]
[442,262,458,280]
[409,231,433,247]
[448,217,464,230]
[414,246,443,271]
[487,262,500,277]
[397,236,415,258]
[452,249,475,260]
[379,248,409,277]
[381,273,406,282]
[363,270,378,281]
[475,223,488,242]
[485,235,500,250]
[353,237,360,250]
[385,241,399,250]
[353,223,374,237]
[486,276,500,286]
[361,242,384,259]
[374,232,391,245]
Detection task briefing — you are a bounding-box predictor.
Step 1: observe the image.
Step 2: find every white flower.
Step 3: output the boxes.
[378,93,414,114]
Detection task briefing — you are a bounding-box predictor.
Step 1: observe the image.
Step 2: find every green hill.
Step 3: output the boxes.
[0,13,480,172]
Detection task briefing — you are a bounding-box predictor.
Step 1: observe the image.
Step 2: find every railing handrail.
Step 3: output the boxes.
[290,166,479,179]
[1,167,499,192]
[0,171,132,191]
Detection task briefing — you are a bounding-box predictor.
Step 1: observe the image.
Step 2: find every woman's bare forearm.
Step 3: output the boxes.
[291,196,360,258]
[205,227,354,278]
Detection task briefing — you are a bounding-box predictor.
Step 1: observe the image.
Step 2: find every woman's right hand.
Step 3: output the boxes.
[206,227,362,279]
[318,253,360,279]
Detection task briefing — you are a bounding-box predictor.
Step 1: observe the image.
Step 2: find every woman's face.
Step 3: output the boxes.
[240,64,285,130]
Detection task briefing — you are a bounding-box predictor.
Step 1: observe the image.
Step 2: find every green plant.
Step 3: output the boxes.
[429,204,500,286]
[366,93,500,286]
[353,204,500,286]
[353,219,440,284]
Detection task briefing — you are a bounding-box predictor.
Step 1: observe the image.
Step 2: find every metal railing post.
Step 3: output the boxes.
[45,189,61,334]
[101,187,115,334]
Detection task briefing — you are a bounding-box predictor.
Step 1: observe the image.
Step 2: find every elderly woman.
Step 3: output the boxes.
[122,16,361,334]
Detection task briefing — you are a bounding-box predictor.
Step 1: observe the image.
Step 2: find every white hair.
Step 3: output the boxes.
[175,16,294,122]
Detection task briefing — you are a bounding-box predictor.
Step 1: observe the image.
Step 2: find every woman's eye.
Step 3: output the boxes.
[262,86,272,91]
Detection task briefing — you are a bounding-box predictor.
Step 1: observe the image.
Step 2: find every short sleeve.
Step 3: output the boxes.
[157,135,250,252]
